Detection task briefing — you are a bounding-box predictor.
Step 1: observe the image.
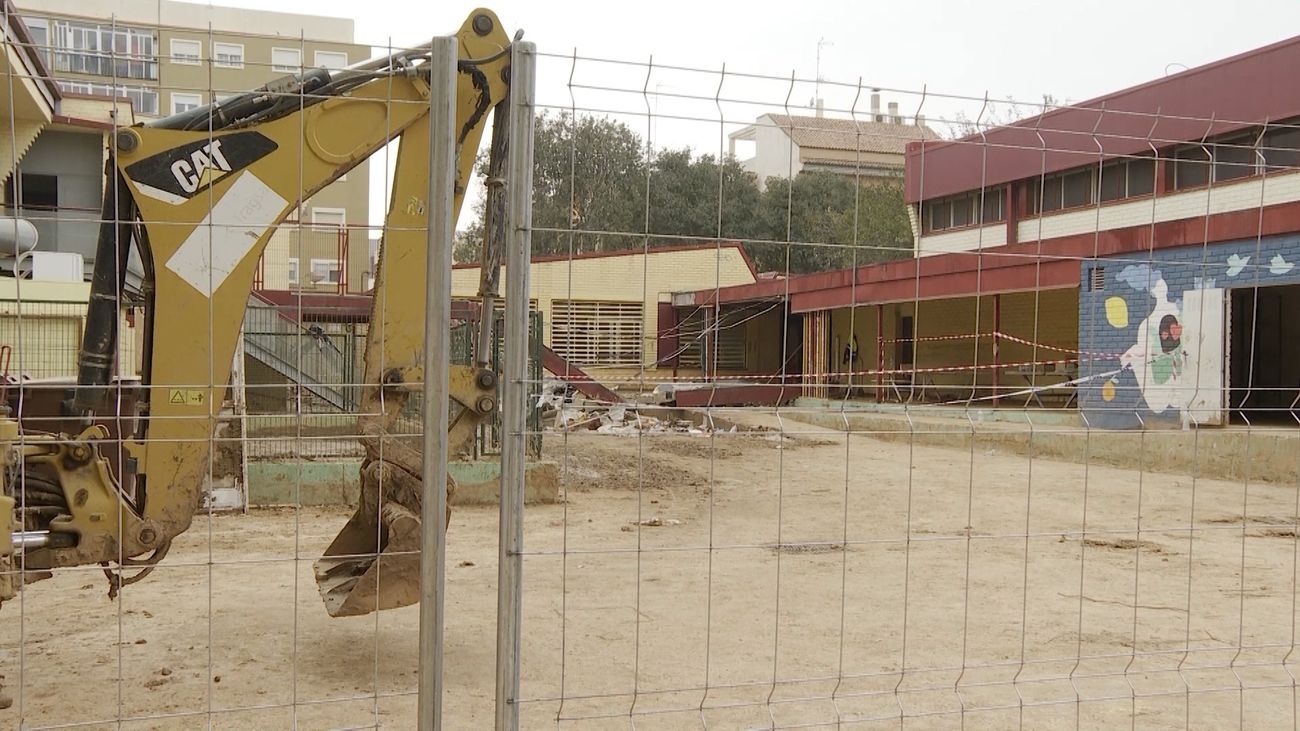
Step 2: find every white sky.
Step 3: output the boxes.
[201,0,1300,230]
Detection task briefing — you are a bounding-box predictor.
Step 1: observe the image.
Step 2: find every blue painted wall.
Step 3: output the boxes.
[1078,234,1300,429]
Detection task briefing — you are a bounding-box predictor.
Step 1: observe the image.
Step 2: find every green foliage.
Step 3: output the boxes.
[455,111,915,275]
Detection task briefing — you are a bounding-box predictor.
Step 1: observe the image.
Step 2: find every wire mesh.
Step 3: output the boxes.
[0,3,1297,730]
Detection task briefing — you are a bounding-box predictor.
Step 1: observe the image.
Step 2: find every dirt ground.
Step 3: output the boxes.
[4,412,1300,729]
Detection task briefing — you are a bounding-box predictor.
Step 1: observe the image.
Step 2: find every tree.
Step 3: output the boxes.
[454,111,915,275]
[751,173,913,274]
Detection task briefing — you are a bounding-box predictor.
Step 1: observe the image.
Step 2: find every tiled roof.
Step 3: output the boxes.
[766,114,940,156]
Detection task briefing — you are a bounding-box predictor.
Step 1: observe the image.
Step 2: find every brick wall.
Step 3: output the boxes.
[1079,232,1300,428]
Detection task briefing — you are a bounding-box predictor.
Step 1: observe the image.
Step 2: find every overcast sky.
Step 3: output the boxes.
[199,0,1300,229]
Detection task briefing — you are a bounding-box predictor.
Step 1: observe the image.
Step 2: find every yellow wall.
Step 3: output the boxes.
[0,278,139,380]
[452,247,756,370]
[822,288,1079,398]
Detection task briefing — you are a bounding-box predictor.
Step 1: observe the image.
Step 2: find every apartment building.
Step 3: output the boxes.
[14,0,371,291]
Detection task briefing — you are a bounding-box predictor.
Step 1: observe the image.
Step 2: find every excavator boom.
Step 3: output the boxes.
[0,8,515,619]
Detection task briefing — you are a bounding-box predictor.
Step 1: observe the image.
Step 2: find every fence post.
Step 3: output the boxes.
[495,40,536,731]
[416,34,458,731]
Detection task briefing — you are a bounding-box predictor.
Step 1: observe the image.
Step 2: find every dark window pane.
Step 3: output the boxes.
[951,196,972,227]
[18,174,57,211]
[1041,177,1063,212]
[897,316,914,365]
[1262,126,1300,172]
[1062,169,1092,208]
[1173,146,1210,189]
[1099,163,1125,202]
[1127,158,1155,196]
[980,189,1004,223]
[927,200,951,231]
[1214,137,1255,182]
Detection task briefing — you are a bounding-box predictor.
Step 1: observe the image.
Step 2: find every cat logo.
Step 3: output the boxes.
[125,131,278,204]
[171,140,231,194]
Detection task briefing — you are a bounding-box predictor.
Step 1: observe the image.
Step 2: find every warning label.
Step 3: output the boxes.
[167,389,207,406]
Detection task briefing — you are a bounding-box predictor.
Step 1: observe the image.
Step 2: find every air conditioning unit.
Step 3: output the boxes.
[27,252,84,282]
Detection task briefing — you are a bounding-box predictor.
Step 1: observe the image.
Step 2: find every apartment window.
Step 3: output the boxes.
[7,173,58,212]
[311,207,346,228]
[271,47,302,73]
[551,300,644,366]
[287,258,299,285]
[212,42,243,69]
[55,80,159,116]
[51,20,157,80]
[314,50,347,70]
[922,188,1005,233]
[22,18,49,65]
[171,92,202,115]
[170,38,200,65]
[309,258,343,285]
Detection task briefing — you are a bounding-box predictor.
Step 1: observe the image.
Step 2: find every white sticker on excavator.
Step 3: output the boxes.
[165,171,286,297]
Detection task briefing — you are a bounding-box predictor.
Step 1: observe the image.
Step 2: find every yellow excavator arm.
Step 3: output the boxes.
[0,8,515,617]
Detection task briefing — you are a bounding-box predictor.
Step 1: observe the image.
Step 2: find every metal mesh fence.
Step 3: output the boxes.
[0,4,1298,730]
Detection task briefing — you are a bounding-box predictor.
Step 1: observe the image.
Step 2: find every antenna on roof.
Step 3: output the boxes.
[812,37,833,115]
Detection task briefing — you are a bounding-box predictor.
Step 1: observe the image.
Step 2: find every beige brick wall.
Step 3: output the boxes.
[0,279,139,379]
[452,247,756,370]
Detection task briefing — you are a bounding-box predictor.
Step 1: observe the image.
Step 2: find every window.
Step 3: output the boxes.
[171,92,202,115]
[1214,133,1257,182]
[1031,169,1096,213]
[309,259,342,285]
[22,18,49,65]
[551,300,644,366]
[311,207,346,228]
[1262,124,1300,172]
[1168,145,1210,189]
[212,42,243,69]
[314,50,347,70]
[54,80,159,115]
[170,38,200,65]
[271,47,301,73]
[287,258,299,285]
[50,20,157,80]
[6,173,58,213]
[922,188,1005,233]
[1098,157,1155,202]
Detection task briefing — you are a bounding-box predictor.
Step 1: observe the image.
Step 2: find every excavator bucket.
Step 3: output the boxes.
[313,459,456,617]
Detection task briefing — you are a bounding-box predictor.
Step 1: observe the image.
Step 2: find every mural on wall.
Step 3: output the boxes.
[1079,233,1300,429]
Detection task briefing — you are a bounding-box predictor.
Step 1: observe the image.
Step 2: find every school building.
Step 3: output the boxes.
[666,33,1300,429]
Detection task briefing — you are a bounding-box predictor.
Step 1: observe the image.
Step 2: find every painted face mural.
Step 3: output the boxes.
[1117,268,1185,414]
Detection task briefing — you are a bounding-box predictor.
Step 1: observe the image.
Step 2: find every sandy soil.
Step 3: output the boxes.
[3,416,1300,729]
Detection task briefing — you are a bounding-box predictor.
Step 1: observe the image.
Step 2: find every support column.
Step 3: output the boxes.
[992,293,1002,407]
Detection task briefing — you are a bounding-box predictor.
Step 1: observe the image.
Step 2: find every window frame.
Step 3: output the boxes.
[212,41,244,69]
[921,188,1006,234]
[271,47,302,73]
[311,207,346,228]
[287,258,300,285]
[169,38,201,66]
[309,258,343,285]
[314,50,347,70]
[170,92,202,115]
